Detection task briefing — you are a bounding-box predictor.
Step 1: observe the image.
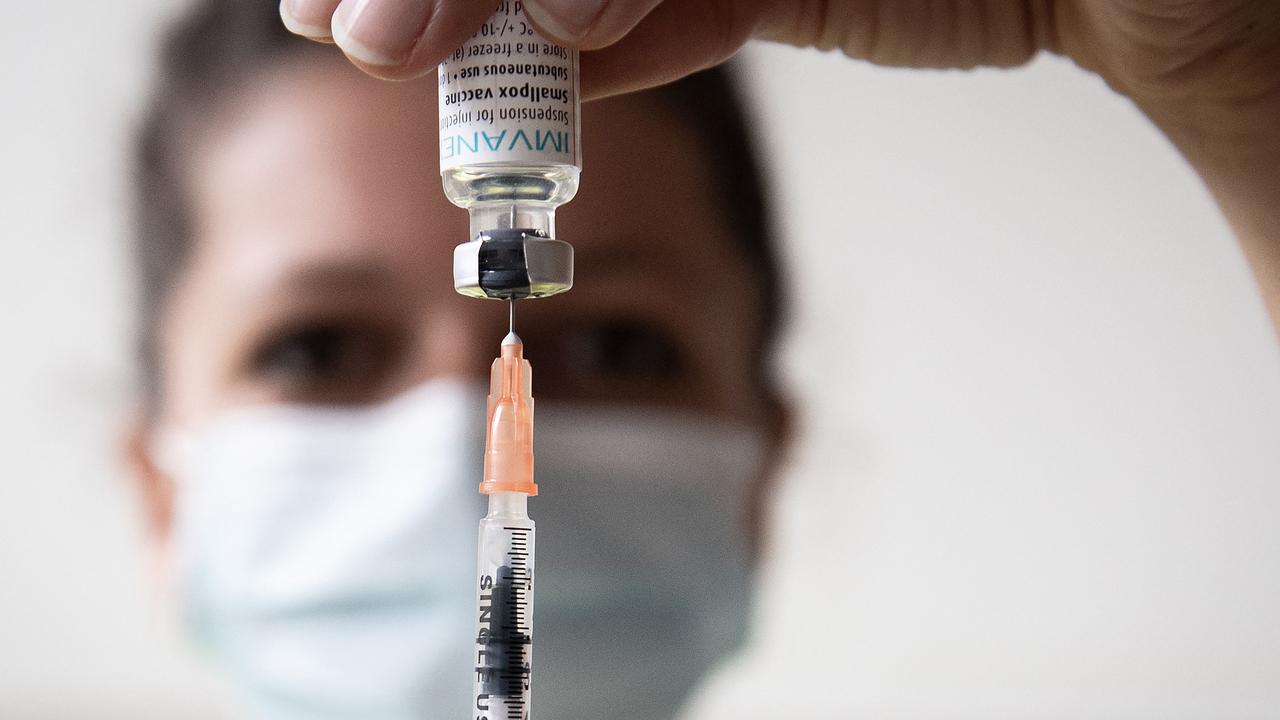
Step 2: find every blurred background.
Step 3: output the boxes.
[3,2,1280,718]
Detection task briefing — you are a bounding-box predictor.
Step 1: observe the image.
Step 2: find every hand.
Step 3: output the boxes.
[280,0,1280,336]
[279,1,1278,102]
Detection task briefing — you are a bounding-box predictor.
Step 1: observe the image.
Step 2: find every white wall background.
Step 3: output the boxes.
[3,3,1279,719]
[1,4,235,719]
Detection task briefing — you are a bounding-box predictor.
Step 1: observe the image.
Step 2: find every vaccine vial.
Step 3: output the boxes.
[439,1,580,299]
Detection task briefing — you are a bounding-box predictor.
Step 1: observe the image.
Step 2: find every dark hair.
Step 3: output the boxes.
[134,0,784,402]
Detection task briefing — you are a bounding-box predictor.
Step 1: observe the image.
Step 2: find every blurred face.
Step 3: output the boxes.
[125,53,785,718]
[130,54,782,542]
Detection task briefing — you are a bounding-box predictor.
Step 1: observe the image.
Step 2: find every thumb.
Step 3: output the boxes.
[325,0,498,80]
[520,0,664,50]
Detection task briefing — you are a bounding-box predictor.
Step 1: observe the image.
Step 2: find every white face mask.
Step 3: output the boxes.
[160,378,764,720]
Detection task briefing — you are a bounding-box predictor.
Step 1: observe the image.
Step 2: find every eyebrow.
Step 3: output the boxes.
[574,237,718,283]
[273,258,399,295]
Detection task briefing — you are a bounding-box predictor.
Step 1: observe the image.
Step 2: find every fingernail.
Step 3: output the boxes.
[332,0,432,66]
[522,0,605,43]
[279,0,334,39]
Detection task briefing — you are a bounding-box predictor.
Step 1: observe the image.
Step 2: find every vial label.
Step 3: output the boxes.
[439,1,581,172]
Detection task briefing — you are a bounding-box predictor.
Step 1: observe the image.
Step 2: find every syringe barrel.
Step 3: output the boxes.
[473,492,535,719]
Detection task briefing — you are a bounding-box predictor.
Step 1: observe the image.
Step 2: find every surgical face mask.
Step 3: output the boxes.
[161,380,484,720]
[533,404,764,720]
[160,378,765,720]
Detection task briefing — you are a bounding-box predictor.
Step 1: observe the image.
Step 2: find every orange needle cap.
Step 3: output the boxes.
[481,332,537,496]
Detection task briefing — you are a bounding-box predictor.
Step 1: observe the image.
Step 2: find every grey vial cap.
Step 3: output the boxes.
[453,228,574,300]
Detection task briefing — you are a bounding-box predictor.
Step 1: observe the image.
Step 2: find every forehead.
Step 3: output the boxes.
[190,57,744,291]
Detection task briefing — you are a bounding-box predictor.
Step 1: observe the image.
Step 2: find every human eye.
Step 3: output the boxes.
[562,318,688,383]
[244,317,407,404]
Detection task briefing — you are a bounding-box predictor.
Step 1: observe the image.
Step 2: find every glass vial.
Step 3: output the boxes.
[438,1,582,241]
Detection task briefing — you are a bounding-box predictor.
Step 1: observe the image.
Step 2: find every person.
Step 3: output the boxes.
[124,1,1280,718]
[277,0,1280,338]
[124,1,785,718]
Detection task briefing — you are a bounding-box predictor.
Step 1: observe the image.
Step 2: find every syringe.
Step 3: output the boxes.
[473,302,537,720]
